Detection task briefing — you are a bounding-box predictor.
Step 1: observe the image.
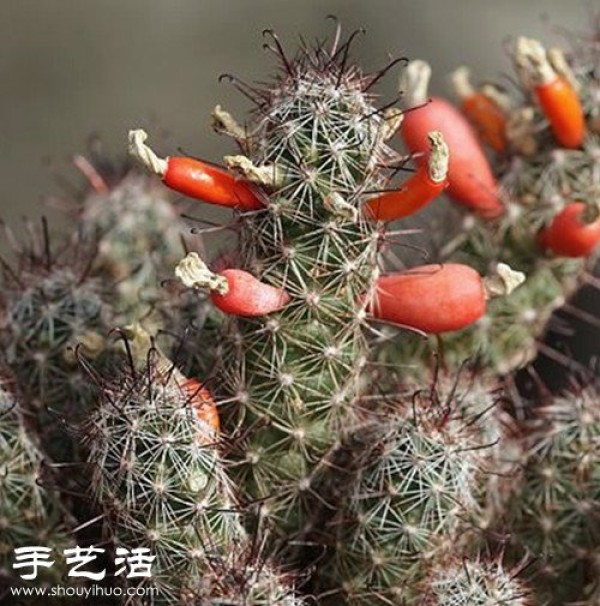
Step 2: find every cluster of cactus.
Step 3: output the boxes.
[1,17,599,606]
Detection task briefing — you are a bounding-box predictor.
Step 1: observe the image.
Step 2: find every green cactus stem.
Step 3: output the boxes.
[82,334,242,602]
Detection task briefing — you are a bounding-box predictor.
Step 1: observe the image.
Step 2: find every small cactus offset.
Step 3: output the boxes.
[82,329,241,602]
[1,15,600,606]
[81,329,302,604]
[315,370,502,604]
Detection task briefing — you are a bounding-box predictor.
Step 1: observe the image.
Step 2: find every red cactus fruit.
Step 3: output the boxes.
[535,76,585,149]
[370,264,486,333]
[128,129,263,210]
[211,269,290,317]
[450,67,507,154]
[364,131,449,221]
[370,262,524,334]
[399,61,504,219]
[180,377,221,433]
[513,38,585,149]
[176,252,290,317]
[538,202,600,258]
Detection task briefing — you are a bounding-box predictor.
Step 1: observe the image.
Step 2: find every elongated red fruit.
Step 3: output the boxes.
[538,202,600,258]
[364,131,449,221]
[535,77,585,149]
[513,39,585,149]
[175,252,290,317]
[370,264,486,334]
[461,94,507,153]
[211,269,290,316]
[400,61,504,219]
[451,67,507,153]
[128,129,263,210]
[164,156,263,210]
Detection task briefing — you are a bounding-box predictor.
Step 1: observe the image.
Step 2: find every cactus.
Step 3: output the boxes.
[1,17,600,606]
[492,384,600,605]
[134,31,401,549]
[314,370,499,604]
[82,329,244,602]
[0,377,73,591]
[0,223,118,463]
[129,28,525,566]
[418,556,532,605]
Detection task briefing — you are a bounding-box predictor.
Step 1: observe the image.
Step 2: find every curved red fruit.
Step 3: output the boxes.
[180,378,220,433]
[164,157,263,210]
[211,269,290,317]
[364,166,447,221]
[401,98,504,218]
[538,202,600,258]
[370,263,486,334]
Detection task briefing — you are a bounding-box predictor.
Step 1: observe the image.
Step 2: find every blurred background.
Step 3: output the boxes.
[0,0,594,219]
[0,0,597,373]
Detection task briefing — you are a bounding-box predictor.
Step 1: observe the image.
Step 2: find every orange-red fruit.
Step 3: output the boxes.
[181,378,220,433]
[363,166,447,221]
[370,263,486,334]
[401,98,504,219]
[538,202,600,258]
[211,269,290,317]
[535,77,585,149]
[461,93,507,153]
[164,157,263,210]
